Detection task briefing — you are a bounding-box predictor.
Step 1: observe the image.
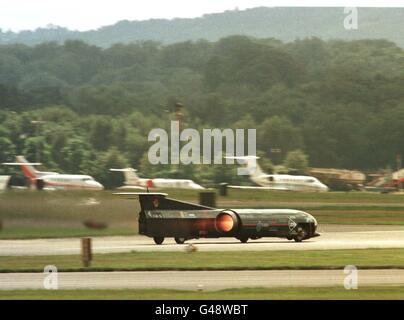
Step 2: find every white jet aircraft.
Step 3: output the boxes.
[110,168,204,190]
[226,156,329,192]
[3,156,104,190]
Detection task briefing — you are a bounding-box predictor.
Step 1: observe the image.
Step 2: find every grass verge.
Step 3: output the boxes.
[1,286,404,300]
[0,227,136,240]
[1,248,404,272]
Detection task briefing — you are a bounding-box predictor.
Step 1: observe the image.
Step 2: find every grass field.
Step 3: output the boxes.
[1,248,404,272]
[1,189,404,239]
[1,286,404,300]
[0,227,136,239]
[2,190,403,300]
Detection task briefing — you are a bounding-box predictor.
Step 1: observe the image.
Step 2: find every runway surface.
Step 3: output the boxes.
[1,225,404,256]
[1,269,404,290]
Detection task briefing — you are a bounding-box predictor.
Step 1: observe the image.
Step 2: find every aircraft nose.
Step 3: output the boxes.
[321,184,329,192]
[87,181,104,190]
[315,182,328,192]
[95,182,104,190]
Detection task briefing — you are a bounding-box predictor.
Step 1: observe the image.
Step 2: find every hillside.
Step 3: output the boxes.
[1,7,404,47]
[1,35,404,182]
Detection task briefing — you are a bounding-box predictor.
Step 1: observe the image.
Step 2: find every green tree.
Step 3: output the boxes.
[283,149,309,174]
[89,117,113,150]
[93,147,129,189]
[0,136,16,163]
[22,137,54,167]
[60,138,92,173]
[257,116,303,163]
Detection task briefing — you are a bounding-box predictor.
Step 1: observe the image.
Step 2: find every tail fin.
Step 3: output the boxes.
[15,156,39,182]
[225,155,265,178]
[115,193,214,211]
[110,168,139,186]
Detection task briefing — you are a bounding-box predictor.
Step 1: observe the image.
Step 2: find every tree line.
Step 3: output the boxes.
[1,36,404,187]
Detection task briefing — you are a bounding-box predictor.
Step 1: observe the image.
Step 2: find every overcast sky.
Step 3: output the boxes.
[0,0,400,32]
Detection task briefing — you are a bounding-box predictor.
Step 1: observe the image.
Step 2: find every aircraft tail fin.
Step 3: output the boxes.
[225,155,265,178]
[14,156,39,182]
[110,168,139,186]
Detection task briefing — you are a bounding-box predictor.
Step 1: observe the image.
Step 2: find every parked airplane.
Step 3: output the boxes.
[365,169,404,193]
[2,156,104,190]
[226,156,329,192]
[110,168,204,190]
[0,175,11,191]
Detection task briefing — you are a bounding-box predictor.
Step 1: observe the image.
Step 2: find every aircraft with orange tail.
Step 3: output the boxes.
[3,156,104,190]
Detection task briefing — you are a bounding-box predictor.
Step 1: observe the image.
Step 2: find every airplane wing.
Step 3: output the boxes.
[224,155,260,160]
[227,185,291,191]
[2,162,42,166]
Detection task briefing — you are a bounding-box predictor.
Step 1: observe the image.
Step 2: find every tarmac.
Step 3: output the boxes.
[1,225,404,256]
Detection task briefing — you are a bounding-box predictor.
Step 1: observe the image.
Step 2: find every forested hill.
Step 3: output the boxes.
[1,7,404,47]
[1,36,404,181]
